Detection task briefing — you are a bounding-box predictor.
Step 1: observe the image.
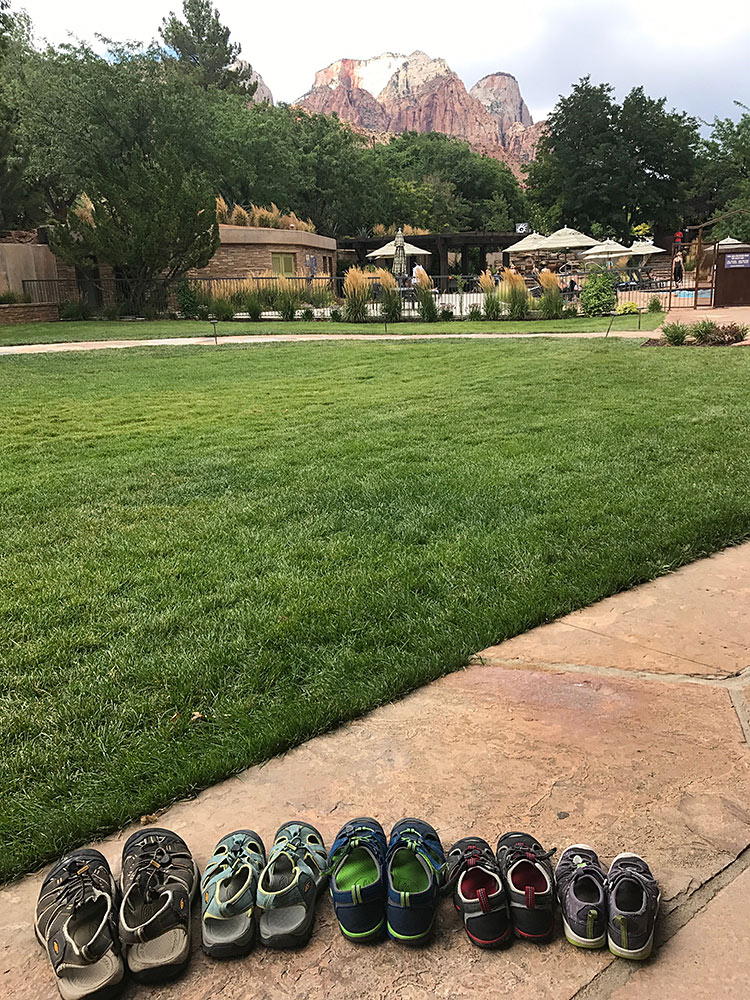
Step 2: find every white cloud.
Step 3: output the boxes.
[18,0,750,121]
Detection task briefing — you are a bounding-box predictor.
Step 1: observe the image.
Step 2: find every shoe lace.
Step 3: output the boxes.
[325,823,381,876]
[132,843,184,901]
[501,840,556,869]
[390,827,445,878]
[443,843,499,896]
[44,860,101,930]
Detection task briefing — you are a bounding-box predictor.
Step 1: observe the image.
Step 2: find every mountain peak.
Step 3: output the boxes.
[295,51,541,175]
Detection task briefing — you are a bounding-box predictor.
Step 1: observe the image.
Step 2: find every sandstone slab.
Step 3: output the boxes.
[610,866,750,1000]
[2,661,748,1000]
[479,543,750,678]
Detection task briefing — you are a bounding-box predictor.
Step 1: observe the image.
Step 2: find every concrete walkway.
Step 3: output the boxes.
[2,543,749,999]
[0,329,650,355]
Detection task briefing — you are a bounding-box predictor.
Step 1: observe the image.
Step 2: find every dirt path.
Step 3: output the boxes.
[0,329,651,356]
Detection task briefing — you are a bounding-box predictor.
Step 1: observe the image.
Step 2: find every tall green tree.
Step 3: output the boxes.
[689,107,750,241]
[527,77,699,239]
[16,43,219,303]
[0,1,38,227]
[160,0,256,95]
[374,132,527,232]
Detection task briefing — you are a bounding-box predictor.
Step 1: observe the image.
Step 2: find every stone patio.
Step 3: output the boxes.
[2,543,749,1000]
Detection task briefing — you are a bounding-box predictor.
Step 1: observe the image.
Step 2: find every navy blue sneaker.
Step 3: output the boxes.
[327,818,387,942]
[386,819,445,945]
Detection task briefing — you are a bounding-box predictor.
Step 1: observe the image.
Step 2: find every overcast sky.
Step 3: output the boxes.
[18,0,750,125]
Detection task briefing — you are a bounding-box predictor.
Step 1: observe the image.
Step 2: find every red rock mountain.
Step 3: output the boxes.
[295,52,543,175]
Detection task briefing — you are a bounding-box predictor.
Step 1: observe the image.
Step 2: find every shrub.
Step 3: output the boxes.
[617,300,640,315]
[580,272,617,316]
[245,294,262,321]
[498,272,531,320]
[0,289,30,304]
[302,306,314,322]
[102,303,121,321]
[265,277,303,321]
[196,303,210,321]
[212,297,235,322]
[59,297,92,321]
[691,318,718,344]
[709,322,748,345]
[330,307,342,322]
[304,282,334,308]
[663,321,688,346]
[439,307,454,322]
[562,304,579,319]
[647,295,663,313]
[479,270,503,321]
[467,305,483,322]
[343,267,371,323]
[141,302,158,321]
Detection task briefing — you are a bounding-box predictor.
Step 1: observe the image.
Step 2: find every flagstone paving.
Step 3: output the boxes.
[1,543,749,999]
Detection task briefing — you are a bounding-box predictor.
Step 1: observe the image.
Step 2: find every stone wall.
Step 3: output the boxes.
[0,303,59,325]
[0,243,58,295]
[189,243,336,280]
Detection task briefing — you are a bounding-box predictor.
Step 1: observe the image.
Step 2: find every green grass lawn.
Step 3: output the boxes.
[2,337,749,881]
[0,313,664,347]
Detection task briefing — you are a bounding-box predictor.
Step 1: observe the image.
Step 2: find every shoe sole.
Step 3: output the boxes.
[562,914,606,949]
[259,876,327,949]
[338,917,385,942]
[202,922,257,959]
[386,916,435,946]
[608,929,655,960]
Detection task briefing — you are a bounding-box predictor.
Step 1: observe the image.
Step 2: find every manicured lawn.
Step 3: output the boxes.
[2,338,749,881]
[0,313,665,347]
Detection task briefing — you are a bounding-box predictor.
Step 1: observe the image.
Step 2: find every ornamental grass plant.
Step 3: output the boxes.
[375,268,402,323]
[343,267,372,323]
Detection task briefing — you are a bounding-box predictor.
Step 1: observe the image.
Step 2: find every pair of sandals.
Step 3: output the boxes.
[201,821,327,955]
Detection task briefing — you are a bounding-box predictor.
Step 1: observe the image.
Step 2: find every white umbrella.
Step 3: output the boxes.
[505,231,548,254]
[581,239,631,259]
[714,237,749,249]
[367,239,432,259]
[628,241,667,255]
[538,227,600,251]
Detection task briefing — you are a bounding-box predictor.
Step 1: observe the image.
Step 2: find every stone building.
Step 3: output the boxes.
[189,225,337,280]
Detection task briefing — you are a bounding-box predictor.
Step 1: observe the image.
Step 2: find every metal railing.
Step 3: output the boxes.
[22,269,683,317]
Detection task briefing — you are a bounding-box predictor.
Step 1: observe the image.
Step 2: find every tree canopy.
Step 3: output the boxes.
[160,0,256,95]
[527,77,700,240]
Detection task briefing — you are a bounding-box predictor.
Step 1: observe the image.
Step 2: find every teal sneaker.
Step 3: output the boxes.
[256,822,328,948]
[201,829,266,958]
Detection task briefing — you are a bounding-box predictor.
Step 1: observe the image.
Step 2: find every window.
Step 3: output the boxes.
[272,252,296,276]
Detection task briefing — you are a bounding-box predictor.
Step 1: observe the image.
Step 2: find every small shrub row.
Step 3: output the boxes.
[662,320,748,346]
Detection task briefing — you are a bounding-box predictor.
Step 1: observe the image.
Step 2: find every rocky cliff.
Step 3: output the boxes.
[295,52,542,172]
[469,73,532,135]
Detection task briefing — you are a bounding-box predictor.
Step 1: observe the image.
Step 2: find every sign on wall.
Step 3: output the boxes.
[724,253,750,268]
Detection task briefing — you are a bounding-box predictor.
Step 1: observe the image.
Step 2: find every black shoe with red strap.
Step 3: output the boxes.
[496,831,557,941]
[444,838,512,948]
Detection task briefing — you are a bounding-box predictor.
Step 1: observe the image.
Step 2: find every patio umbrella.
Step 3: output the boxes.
[581,238,631,259]
[628,241,667,256]
[538,227,600,251]
[505,231,548,254]
[366,234,431,260]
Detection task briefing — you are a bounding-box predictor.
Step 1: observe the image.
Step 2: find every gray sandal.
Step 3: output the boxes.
[201,829,266,958]
[256,822,328,948]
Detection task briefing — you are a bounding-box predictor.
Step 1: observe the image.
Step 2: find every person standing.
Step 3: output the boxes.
[673,252,684,286]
